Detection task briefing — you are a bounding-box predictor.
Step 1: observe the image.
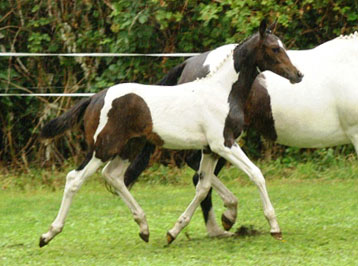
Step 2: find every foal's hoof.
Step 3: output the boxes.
[139,232,149,243]
[221,214,234,231]
[39,236,48,248]
[166,232,175,244]
[271,232,283,240]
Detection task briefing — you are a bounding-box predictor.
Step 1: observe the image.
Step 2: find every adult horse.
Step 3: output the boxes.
[124,32,358,237]
[39,20,302,247]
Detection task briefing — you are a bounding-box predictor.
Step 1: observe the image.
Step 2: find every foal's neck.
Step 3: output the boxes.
[231,37,260,106]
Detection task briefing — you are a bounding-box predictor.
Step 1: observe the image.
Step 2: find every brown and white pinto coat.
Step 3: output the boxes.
[39,20,302,247]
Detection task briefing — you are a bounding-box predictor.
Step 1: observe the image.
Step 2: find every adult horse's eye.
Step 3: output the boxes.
[272,47,280,53]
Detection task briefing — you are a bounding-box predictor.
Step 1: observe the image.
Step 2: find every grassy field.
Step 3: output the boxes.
[1,160,358,265]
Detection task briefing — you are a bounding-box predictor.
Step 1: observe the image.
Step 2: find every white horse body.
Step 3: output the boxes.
[265,36,358,148]
[96,51,238,150]
[97,77,233,150]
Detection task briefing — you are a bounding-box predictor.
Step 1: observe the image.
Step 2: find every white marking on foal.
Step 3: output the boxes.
[278,39,284,49]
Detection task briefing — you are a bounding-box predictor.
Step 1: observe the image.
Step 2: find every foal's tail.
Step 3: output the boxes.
[155,61,187,85]
[41,97,91,139]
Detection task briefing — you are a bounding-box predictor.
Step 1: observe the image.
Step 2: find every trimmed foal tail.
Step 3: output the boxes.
[155,61,187,85]
[41,97,91,139]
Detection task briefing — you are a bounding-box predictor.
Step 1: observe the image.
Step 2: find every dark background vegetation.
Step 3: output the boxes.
[1,0,358,171]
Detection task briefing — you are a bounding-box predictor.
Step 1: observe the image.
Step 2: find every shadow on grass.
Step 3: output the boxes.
[164,224,263,248]
[234,225,261,237]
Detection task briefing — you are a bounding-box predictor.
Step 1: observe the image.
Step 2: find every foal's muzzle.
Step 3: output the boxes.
[290,70,304,84]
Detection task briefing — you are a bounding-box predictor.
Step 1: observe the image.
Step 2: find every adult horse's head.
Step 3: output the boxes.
[234,19,303,84]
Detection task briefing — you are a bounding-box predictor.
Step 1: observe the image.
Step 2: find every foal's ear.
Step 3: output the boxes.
[268,18,278,33]
[259,19,267,39]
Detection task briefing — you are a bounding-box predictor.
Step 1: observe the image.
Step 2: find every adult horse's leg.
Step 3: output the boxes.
[211,143,282,239]
[102,156,150,242]
[39,152,103,247]
[167,152,218,244]
[349,134,358,156]
[347,134,358,162]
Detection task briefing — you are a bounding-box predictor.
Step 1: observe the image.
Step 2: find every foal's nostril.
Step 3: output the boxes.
[297,71,304,78]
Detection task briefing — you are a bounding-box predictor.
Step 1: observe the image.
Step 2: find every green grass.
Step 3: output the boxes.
[1,161,358,265]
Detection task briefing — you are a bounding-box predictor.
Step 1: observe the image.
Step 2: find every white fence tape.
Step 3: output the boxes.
[0,52,200,97]
[0,93,95,97]
[0,52,200,57]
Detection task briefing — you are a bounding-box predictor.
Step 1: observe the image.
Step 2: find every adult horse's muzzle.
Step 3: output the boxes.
[289,70,304,84]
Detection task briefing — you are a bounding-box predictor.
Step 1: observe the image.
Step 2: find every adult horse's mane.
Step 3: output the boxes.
[193,34,258,81]
[338,31,358,40]
[194,48,235,81]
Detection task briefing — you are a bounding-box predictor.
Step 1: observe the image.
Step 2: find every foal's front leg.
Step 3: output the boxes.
[210,175,238,232]
[167,152,218,244]
[212,143,282,239]
[189,153,237,235]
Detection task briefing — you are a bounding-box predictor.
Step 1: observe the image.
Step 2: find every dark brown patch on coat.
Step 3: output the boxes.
[94,93,163,162]
[83,89,108,149]
[244,76,277,141]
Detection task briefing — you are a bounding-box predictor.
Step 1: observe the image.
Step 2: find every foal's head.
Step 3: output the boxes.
[235,19,303,84]
[255,19,303,83]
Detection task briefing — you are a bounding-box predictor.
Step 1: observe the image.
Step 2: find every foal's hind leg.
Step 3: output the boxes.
[167,152,218,244]
[102,156,149,242]
[39,154,103,247]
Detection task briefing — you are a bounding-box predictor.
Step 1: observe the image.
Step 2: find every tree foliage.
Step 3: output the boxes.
[0,0,357,169]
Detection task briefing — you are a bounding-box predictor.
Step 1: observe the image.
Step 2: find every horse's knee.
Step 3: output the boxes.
[249,166,266,186]
[196,182,212,201]
[64,170,81,193]
[66,170,77,182]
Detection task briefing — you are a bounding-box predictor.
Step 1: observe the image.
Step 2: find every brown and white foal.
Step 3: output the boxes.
[39,19,303,247]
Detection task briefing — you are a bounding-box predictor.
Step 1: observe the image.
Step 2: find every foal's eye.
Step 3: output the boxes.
[272,47,280,53]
